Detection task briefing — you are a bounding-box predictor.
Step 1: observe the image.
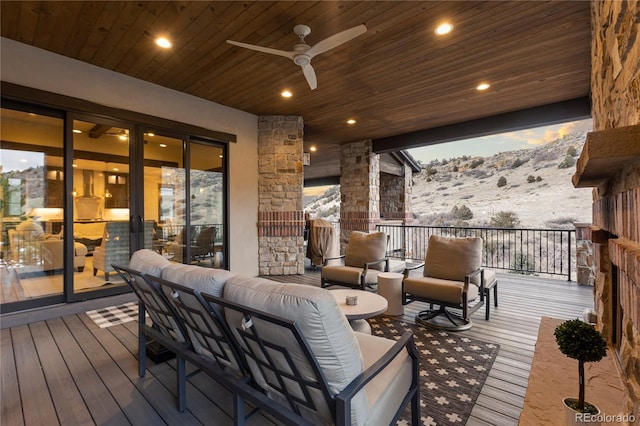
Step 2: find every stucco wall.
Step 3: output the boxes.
[0,37,260,276]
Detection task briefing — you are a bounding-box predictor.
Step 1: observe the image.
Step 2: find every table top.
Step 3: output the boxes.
[330,289,388,320]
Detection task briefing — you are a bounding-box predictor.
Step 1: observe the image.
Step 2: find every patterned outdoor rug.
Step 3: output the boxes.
[86,302,139,328]
[368,316,500,425]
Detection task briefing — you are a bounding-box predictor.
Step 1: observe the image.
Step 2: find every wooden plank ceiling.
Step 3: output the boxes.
[0,1,592,180]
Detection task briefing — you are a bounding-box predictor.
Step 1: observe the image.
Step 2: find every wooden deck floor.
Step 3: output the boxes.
[1,267,593,426]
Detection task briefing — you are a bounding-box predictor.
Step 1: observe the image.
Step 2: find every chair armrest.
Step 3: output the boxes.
[463,268,484,292]
[404,261,425,271]
[363,257,389,272]
[335,331,418,417]
[323,254,345,266]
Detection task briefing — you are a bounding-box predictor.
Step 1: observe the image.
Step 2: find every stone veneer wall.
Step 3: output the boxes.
[380,164,414,222]
[591,0,639,418]
[339,140,380,248]
[257,116,305,275]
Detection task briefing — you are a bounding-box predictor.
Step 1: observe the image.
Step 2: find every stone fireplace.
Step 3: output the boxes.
[570,0,640,418]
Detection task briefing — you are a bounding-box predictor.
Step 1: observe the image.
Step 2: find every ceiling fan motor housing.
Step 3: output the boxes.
[294,54,311,66]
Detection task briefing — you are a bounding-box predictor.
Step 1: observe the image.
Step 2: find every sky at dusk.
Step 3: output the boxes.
[407,118,593,164]
[304,118,593,197]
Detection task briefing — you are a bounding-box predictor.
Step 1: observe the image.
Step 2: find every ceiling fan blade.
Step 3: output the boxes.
[306,24,367,58]
[226,40,295,60]
[301,64,317,90]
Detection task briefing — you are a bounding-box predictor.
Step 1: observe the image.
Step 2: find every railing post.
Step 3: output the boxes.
[567,230,572,282]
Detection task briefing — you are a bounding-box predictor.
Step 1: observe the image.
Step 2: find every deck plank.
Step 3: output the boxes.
[1,270,593,425]
[1,328,24,426]
[29,321,94,425]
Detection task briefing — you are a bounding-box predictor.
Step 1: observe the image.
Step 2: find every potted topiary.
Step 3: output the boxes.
[554,318,607,425]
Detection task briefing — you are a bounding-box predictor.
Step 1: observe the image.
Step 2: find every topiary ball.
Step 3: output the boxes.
[554,319,607,363]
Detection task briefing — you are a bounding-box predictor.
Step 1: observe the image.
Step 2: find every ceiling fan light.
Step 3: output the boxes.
[476,82,491,91]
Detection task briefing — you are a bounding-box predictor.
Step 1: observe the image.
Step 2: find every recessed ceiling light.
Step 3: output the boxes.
[113,167,119,171]
[146,132,155,137]
[281,90,292,98]
[435,23,454,35]
[310,146,317,152]
[72,164,78,168]
[159,143,167,148]
[155,37,172,49]
[73,129,82,134]
[476,83,491,91]
[346,119,356,125]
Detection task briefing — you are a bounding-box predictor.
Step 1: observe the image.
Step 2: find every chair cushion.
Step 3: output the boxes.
[354,332,413,425]
[345,231,387,271]
[161,263,233,297]
[128,249,171,278]
[425,235,482,284]
[404,276,479,303]
[223,275,368,424]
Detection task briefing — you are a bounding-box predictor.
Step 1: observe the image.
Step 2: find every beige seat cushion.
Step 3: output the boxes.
[345,231,387,271]
[321,265,381,286]
[404,275,480,303]
[354,332,413,425]
[424,235,482,284]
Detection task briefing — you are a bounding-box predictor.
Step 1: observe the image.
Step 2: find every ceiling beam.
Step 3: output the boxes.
[372,96,591,153]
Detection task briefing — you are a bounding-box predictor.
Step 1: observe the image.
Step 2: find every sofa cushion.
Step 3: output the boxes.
[162,263,233,297]
[354,332,413,425]
[128,249,171,278]
[344,231,387,271]
[223,275,369,424]
[425,235,482,285]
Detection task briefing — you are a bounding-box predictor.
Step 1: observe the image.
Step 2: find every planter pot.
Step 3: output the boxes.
[563,397,601,426]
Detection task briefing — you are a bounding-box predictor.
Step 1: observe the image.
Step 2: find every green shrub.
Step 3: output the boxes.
[566,145,577,157]
[536,176,543,182]
[558,155,576,169]
[490,211,520,228]
[451,204,473,220]
[527,175,536,183]
[511,252,535,274]
[511,158,526,169]
[469,158,484,169]
[497,176,507,187]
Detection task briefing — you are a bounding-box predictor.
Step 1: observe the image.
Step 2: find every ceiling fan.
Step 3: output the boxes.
[227,24,367,90]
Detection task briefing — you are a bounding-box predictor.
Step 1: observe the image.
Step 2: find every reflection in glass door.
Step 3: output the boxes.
[72,118,130,294]
[142,132,185,263]
[190,142,225,268]
[0,108,65,304]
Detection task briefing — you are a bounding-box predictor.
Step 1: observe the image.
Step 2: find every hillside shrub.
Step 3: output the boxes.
[497,176,507,187]
[452,165,459,172]
[536,176,543,182]
[451,204,473,220]
[427,167,438,176]
[567,145,577,156]
[511,252,535,275]
[558,155,576,169]
[511,157,527,169]
[469,158,484,169]
[490,211,520,228]
[466,169,490,179]
[527,175,536,183]
[544,216,578,229]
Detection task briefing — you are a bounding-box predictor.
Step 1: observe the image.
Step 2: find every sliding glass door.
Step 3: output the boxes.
[1,99,230,312]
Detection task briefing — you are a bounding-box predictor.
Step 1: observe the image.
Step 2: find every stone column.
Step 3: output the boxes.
[257,116,305,275]
[574,223,595,286]
[380,163,413,223]
[339,140,380,250]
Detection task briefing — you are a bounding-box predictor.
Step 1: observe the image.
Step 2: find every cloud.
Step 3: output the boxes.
[525,118,593,146]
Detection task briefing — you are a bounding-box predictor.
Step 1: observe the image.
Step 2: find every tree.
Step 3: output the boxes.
[497,176,507,187]
[558,155,576,169]
[451,204,473,220]
[554,319,607,413]
[490,211,520,228]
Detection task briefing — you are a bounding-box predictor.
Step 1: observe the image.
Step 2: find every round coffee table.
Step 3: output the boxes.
[330,289,388,334]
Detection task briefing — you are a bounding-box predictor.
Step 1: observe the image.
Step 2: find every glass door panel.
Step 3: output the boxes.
[72,119,130,293]
[142,132,185,262]
[190,142,225,268]
[0,108,65,303]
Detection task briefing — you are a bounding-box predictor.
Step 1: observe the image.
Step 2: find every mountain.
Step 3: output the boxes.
[304,131,593,229]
